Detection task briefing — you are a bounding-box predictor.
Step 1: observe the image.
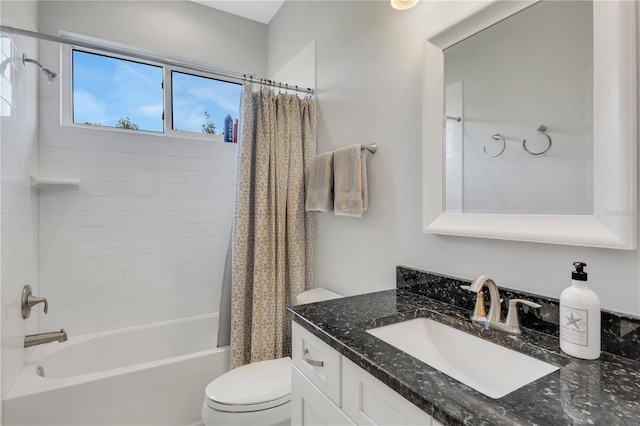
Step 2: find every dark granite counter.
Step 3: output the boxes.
[288,270,640,426]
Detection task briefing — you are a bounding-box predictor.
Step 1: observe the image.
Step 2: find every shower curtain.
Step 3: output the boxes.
[227,84,316,369]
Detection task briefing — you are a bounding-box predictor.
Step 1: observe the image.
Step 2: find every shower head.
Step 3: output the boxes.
[40,67,60,83]
[22,53,60,84]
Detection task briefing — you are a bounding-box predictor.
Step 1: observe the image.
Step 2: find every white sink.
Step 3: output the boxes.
[366,318,558,399]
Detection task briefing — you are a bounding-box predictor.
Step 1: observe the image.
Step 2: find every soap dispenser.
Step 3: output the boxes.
[559,262,601,360]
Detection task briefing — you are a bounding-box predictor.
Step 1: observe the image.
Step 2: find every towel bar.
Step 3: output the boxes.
[362,144,377,154]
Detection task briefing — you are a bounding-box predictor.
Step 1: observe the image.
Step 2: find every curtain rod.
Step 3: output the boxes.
[0,25,314,96]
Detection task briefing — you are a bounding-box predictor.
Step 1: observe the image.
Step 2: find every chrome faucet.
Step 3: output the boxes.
[465,275,503,325]
[24,329,68,348]
[492,299,542,334]
[463,275,541,334]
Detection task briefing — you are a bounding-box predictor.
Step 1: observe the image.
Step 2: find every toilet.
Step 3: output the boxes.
[201,288,342,426]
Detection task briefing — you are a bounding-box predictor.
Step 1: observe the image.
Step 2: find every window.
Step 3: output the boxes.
[172,71,242,137]
[72,50,163,132]
[1,35,14,117]
[70,47,241,139]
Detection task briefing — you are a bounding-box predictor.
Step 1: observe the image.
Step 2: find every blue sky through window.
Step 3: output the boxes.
[73,50,163,131]
[72,50,241,136]
[172,71,242,135]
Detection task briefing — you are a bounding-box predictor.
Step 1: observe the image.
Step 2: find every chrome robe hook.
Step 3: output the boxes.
[484,134,506,158]
[523,125,552,156]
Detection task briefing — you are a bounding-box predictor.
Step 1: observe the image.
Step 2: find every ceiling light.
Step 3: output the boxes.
[391,0,419,11]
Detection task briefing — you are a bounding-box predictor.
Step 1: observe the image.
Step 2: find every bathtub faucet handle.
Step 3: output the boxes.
[21,285,49,319]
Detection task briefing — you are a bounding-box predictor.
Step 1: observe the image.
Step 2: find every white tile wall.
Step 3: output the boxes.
[1,2,40,397]
[37,40,236,336]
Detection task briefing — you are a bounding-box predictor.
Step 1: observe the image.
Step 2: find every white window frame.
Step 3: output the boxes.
[60,34,240,143]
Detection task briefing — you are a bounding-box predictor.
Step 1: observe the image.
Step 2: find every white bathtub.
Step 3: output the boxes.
[4,313,230,426]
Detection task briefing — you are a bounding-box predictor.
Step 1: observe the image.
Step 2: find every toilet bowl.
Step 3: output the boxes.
[201,288,342,426]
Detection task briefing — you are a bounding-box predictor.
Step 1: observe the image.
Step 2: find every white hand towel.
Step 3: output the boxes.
[305,152,334,212]
[334,144,368,217]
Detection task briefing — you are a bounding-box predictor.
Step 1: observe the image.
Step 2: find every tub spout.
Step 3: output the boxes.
[24,329,68,348]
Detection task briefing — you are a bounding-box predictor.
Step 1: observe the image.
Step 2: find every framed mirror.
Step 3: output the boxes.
[423,0,637,249]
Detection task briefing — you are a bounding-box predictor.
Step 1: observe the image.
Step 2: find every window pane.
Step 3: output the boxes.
[172,71,241,138]
[72,50,163,132]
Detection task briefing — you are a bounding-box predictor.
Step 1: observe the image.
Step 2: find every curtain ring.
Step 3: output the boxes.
[484,134,506,158]
[523,125,552,156]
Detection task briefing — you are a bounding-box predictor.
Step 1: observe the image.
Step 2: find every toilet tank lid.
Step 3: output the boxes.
[205,357,291,408]
[296,288,342,305]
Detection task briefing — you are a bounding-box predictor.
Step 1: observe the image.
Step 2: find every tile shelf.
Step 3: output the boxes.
[31,176,80,190]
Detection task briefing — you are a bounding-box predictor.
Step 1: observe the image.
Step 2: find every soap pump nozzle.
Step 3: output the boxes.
[572,262,587,281]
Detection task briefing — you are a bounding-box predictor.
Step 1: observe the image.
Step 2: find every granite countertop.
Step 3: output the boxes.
[288,288,640,426]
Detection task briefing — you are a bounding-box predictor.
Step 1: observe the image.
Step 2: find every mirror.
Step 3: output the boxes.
[444,1,593,215]
[423,0,637,249]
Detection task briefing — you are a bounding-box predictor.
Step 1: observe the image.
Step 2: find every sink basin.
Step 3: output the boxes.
[366,318,558,399]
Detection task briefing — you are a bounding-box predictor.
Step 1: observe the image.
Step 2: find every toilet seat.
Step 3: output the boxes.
[203,289,343,425]
[204,357,291,413]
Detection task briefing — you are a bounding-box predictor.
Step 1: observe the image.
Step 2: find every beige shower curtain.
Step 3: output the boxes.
[230,84,316,369]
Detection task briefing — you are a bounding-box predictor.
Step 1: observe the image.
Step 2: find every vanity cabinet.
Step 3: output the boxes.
[292,322,443,426]
[291,365,356,425]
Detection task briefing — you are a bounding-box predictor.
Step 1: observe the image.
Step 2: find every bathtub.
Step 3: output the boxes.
[4,313,230,426]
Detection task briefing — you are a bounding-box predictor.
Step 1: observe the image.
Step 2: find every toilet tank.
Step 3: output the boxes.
[295,288,342,305]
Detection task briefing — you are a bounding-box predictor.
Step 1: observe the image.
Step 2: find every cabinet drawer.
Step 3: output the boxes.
[292,322,342,405]
[292,366,356,426]
[342,357,435,426]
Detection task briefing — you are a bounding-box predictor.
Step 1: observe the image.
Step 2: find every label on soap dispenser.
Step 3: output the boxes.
[560,305,589,346]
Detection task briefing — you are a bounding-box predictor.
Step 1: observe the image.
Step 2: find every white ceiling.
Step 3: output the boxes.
[191,0,286,24]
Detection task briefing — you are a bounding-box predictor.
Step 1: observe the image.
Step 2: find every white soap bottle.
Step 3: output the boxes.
[559,262,601,360]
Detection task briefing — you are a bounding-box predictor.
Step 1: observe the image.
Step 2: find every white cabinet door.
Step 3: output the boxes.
[342,357,435,426]
[292,366,356,426]
[291,322,444,426]
[292,322,342,406]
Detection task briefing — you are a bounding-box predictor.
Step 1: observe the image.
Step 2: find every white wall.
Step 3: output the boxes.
[37,125,237,334]
[270,39,316,92]
[0,0,40,399]
[37,1,268,78]
[268,1,640,315]
[31,1,267,335]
